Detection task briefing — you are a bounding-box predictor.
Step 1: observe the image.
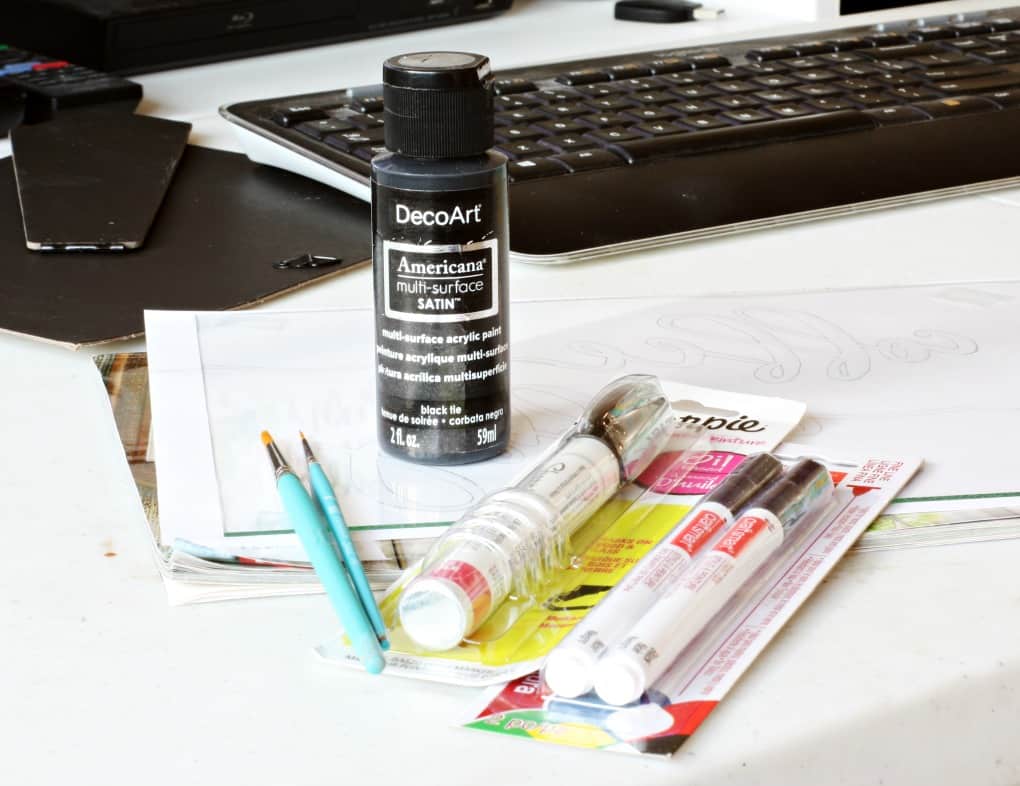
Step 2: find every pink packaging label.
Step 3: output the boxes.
[638,451,747,495]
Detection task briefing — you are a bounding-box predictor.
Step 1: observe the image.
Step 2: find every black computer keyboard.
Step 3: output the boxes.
[222,8,1020,262]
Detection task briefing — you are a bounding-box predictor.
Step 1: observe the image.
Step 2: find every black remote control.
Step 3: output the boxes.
[0,44,142,136]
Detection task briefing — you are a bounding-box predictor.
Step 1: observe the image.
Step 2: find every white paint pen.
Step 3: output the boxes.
[398,375,677,652]
[594,458,833,706]
[542,453,784,698]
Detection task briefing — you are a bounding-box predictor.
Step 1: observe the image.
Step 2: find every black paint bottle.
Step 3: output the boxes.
[372,52,510,464]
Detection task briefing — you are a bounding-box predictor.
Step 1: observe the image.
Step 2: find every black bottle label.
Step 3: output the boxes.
[373,182,510,464]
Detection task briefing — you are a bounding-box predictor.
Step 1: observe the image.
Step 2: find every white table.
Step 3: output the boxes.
[3,2,1019,784]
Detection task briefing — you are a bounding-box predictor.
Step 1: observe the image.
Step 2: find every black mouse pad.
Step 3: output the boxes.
[12,111,192,251]
[0,145,371,348]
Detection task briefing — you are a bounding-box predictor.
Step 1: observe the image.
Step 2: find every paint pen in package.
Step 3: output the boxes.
[397,375,678,652]
[594,458,833,706]
[372,52,510,465]
[542,452,784,699]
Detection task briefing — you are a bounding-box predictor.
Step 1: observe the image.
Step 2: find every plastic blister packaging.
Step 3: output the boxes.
[397,374,706,652]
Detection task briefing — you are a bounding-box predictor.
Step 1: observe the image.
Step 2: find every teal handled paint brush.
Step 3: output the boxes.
[300,430,389,650]
[261,430,385,674]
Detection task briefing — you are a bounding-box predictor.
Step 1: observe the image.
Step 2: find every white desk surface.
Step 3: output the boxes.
[3,1,1019,784]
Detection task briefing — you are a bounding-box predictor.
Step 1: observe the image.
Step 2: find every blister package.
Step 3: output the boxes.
[317,375,807,686]
[466,450,921,756]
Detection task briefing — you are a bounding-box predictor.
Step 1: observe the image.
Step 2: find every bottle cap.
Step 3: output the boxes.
[543,647,597,699]
[594,654,647,706]
[398,575,473,652]
[382,52,494,158]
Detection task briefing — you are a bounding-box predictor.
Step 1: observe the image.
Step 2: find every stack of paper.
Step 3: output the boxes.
[98,283,1020,603]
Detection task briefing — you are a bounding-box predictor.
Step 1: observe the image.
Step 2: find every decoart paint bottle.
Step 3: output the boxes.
[372,52,510,465]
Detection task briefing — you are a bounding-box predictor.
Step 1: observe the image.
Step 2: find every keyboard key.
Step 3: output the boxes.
[352,144,388,162]
[665,99,716,114]
[832,62,880,76]
[791,41,838,55]
[753,89,800,103]
[493,78,536,95]
[827,36,871,50]
[714,80,759,94]
[711,94,761,110]
[847,91,897,106]
[746,46,796,61]
[623,105,677,122]
[907,26,956,42]
[687,54,731,69]
[497,125,545,141]
[606,110,876,163]
[539,134,598,152]
[496,141,548,159]
[863,105,930,125]
[607,63,653,79]
[912,95,1000,117]
[324,128,383,151]
[496,94,541,110]
[346,113,383,128]
[818,51,865,64]
[669,84,719,99]
[630,90,677,105]
[782,57,826,69]
[677,114,730,130]
[533,118,588,134]
[742,61,790,75]
[634,120,688,136]
[586,126,643,144]
[578,112,634,128]
[507,158,569,181]
[552,149,625,172]
[271,105,327,127]
[556,69,609,86]
[649,57,694,74]
[350,96,384,113]
[575,83,627,97]
[703,66,748,80]
[498,107,546,124]
[545,101,592,117]
[720,108,772,124]
[795,69,840,82]
[983,88,1020,107]
[887,85,941,101]
[763,103,813,118]
[534,86,582,103]
[295,117,356,140]
[873,72,923,87]
[910,52,974,67]
[987,18,1020,32]
[862,42,943,59]
[793,83,844,98]
[974,48,1020,64]
[950,22,993,36]
[863,32,908,47]
[659,72,710,86]
[807,96,854,111]
[836,78,879,91]
[935,70,1020,93]
[922,63,1005,81]
[616,77,665,91]
[944,37,993,51]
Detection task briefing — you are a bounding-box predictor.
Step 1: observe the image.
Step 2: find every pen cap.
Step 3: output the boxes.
[750,458,833,529]
[383,52,494,158]
[577,374,675,482]
[705,453,784,512]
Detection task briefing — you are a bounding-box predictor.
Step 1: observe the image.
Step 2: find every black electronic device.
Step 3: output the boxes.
[4,0,514,75]
[0,44,142,135]
[222,6,1020,263]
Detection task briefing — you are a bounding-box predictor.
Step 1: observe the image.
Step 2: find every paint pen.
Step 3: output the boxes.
[397,375,678,651]
[593,458,833,706]
[542,453,784,698]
